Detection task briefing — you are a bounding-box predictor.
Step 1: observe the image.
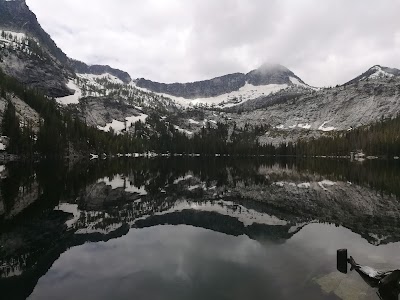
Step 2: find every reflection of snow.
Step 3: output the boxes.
[188,119,200,124]
[188,185,200,191]
[136,200,288,227]
[0,261,24,278]
[55,203,81,228]
[173,174,193,184]
[318,180,336,190]
[297,183,311,188]
[274,180,336,191]
[76,223,124,235]
[274,181,310,188]
[288,222,311,234]
[369,233,387,245]
[98,174,147,195]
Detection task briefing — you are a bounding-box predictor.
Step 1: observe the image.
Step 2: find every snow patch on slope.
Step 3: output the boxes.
[57,73,125,105]
[134,83,289,108]
[188,119,200,125]
[297,123,311,129]
[363,66,395,81]
[77,73,124,85]
[275,121,337,132]
[1,31,27,42]
[275,123,311,130]
[289,76,310,89]
[56,80,82,105]
[97,113,148,134]
[318,121,336,132]
[174,125,193,136]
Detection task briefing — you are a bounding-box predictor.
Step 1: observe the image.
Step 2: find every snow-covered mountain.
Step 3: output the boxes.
[134,63,312,108]
[0,0,180,136]
[345,65,400,85]
[2,0,400,144]
[212,64,400,144]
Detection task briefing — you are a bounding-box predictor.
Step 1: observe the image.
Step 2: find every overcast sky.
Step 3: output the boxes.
[26,0,400,87]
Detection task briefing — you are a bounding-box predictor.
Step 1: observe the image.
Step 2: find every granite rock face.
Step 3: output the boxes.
[78,97,145,129]
[0,0,73,97]
[0,50,73,98]
[0,0,132,97]
[233,77,400,139]
[0,0,68,63]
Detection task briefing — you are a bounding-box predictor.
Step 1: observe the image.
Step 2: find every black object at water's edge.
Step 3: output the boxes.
[337,249,400,300]
[337,249,348,274]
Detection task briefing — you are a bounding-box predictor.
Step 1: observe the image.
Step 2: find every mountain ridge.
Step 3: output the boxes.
[69,59,132,84]
[345,64,400,86]
[135,63,309,99]
[2,0,400,149]
[0,0,131,94]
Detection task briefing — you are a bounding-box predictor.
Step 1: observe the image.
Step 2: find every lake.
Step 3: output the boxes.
[1,157,400,300]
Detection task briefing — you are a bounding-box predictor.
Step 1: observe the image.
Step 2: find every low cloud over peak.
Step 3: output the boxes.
[26,0,400,87]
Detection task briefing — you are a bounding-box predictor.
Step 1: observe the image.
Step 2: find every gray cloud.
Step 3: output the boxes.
[26,0,400,86]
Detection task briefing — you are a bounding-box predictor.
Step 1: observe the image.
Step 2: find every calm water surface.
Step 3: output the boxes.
[1,158,400,300]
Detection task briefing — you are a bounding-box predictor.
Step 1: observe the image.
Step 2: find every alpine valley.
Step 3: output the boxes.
[1,0,400,157]
[3,2,400,300]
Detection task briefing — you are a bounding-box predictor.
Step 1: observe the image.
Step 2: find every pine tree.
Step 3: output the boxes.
[2,100,21,153]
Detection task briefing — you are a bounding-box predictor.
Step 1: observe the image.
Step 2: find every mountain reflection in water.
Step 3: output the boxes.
[1,157,400,300]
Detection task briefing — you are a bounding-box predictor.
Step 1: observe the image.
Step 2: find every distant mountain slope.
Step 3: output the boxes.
[136,72,245,99]
[246,63,306,86]
[69,59,132,84]
[345,65,400,85]
[216,66,400,145]
[135,63,309,99]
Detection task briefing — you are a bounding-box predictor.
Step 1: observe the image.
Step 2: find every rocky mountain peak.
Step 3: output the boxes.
[255,63,288,73]
[345,65,400,85]
[245,63,306,86]
[369,65,400,77]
